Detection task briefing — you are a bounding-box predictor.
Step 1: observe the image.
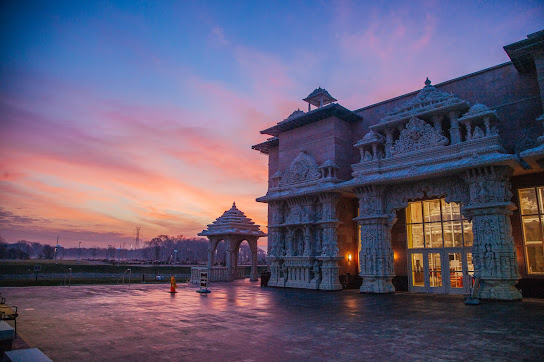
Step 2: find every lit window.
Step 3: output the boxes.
[519,187,544,274]
[406,199,472,249]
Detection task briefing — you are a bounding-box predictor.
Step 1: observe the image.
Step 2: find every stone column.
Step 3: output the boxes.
[384,128,394,158]
[208,237,215,269]
[355,185,395,293]
[303,225,312,256]
[225,237,235,282]
[317,192,343,290]
[449,110,462,144]
[463,166,521,300]
[286,227,295,256]
[249,238,259,281]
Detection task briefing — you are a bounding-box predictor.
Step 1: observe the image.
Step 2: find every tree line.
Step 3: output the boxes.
[0,234,267,264]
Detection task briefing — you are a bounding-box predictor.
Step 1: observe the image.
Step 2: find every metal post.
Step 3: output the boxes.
[77,241,81,264]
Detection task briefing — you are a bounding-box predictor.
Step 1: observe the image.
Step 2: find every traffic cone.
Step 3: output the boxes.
[170,276,177,293]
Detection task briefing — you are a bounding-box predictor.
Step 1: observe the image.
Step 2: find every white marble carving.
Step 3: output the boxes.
[390,117,449,155]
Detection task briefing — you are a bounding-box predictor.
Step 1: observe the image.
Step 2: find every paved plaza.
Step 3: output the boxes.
[2,281,544,361]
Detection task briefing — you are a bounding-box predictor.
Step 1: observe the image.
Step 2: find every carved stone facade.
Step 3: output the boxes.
[253,31,544,300]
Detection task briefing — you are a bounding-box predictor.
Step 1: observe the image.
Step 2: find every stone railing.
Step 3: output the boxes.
[190,267,245,283]
[283,257,319,290]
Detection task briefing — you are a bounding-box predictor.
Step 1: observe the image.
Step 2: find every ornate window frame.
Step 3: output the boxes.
[518,186,544,275]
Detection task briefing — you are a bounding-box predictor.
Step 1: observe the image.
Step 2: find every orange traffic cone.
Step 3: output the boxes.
[170,276,177,293]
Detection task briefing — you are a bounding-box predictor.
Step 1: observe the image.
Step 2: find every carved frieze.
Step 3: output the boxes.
[279,151,321,186]
[390,117,449,156]
[384,176,469,214]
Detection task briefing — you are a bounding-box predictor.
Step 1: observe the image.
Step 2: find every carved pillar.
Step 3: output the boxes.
[465,120,472,140]
[207,237,215,268]
[449,110,462,144]
[234,240,240,278]
[384,128,394,158]
[432,114,443,133]
[249,238,259,281]
[303,225,312,256]
[225,237,235,282]
[286,227,294,256]
[355,185,395,293]
[463,166,521,300]
[317,192,342,290]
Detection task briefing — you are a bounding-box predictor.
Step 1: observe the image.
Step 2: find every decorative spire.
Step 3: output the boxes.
[232,201,236,207]
[425,77,431,87]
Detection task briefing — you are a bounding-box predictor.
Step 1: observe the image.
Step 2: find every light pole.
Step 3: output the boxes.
[77,241,81,264]
[174,249,178,264]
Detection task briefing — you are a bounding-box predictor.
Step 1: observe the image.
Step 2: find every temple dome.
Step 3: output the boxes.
[198,202,266,237]
[287,109,305,120]
[468,103,490,114]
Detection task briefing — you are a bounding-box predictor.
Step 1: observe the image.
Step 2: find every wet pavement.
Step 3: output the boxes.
[2,281,544,361]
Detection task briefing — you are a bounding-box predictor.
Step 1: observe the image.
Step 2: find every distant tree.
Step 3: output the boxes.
[42,245,54,259]
[0,234,7,259]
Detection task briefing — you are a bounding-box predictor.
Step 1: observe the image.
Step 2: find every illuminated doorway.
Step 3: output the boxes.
[406,199,474,294]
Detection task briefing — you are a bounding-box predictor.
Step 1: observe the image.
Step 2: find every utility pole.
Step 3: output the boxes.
[135,227,140,249]
[54,235,59,264]
[77,241,81,264]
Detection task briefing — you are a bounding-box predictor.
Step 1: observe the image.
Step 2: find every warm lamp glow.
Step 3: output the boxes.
[348,253,352,262]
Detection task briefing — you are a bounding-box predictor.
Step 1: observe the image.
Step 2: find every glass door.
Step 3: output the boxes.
[406,199,474,294]
[428,251,445,293]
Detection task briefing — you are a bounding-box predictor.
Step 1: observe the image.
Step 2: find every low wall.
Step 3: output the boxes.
[190,267,245,283]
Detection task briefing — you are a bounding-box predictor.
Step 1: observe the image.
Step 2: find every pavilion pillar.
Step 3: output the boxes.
[355,185,395,293]
[225,237,235,282]
[463,166,521,300]
[249,238,259,281]
[207,241,213,268]
[449,110,462,144]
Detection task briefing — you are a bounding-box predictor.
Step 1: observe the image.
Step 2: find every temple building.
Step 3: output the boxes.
[252,30,544,300]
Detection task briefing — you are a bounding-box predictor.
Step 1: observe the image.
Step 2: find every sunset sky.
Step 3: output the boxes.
[1,1,543,249]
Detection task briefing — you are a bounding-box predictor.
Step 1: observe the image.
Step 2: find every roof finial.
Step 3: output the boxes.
[232,201,236,207]
[425,77,431,87]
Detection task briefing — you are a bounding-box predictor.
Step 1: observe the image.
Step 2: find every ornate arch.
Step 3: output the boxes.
[384,176,470,214]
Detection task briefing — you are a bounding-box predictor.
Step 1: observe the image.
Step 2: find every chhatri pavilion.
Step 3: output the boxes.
[191,202,266,283]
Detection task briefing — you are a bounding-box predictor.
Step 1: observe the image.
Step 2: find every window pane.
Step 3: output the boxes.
[425,222,443,248]
[424,200,442,222]
[449,253,463,288]
[411,253,424,286]
[408,224,424,249]
[463,220,473,247]
[443,221,463,248]
[522,216,543,244]
[428,253,442,287]
[407,202,423,223]
[519,188,539,215]
[526,246,544,274]
[441,200,461,221]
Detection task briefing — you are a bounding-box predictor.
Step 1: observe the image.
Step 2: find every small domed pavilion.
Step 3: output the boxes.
[191,202,266,283]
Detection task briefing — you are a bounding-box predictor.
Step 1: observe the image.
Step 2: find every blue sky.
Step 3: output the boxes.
[1,0,543,248]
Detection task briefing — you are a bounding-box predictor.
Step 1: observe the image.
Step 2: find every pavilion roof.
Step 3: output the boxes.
[303,87,337,107]
[371,78,469,131]
[252,137,279,154]
[198,202,267,237]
